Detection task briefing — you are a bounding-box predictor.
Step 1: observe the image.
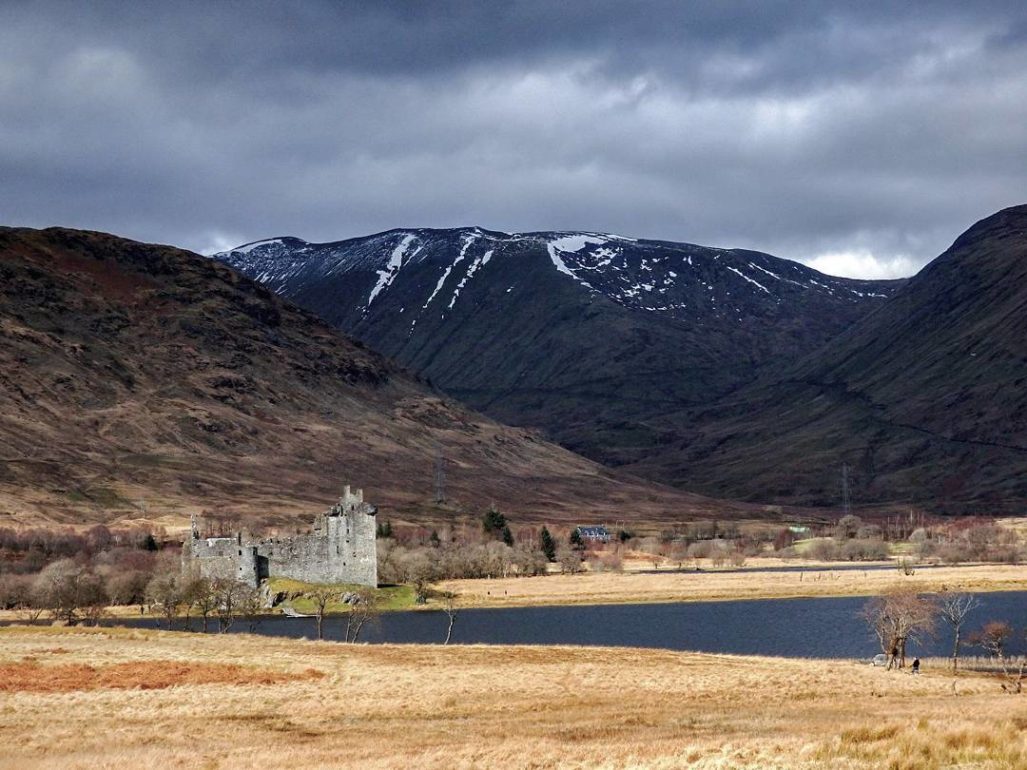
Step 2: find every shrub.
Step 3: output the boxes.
[856,524,883,540]
[807,539,839,561]
[0,573,33,609]
[833,515,863,540]
[587,552,623,573]
[840,539,890,561]
[938,543,973,565]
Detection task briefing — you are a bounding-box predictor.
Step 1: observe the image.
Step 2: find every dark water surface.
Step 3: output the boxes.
[114,591,1027,659]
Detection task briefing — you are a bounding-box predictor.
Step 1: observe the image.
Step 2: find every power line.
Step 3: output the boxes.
[841,462,851,517]
[433,446,446,504]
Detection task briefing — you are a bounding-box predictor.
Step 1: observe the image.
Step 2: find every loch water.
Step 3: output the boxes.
[115,590,1027,659]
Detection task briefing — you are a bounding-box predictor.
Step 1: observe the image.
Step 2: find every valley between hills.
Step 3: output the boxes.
[219,206,1027,513]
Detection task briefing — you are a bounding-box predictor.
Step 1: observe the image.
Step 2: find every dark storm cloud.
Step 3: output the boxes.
[2,1,1026,277]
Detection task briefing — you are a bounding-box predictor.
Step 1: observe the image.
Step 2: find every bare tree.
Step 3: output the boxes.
[309,586,340,640]
[687,541,711,570]
[668,541,689,570]
[556,544,583,574]
[78,573,108,626]
[636,537,662,569]
[861,589,938,669]
[212,578,249,633]
[970,621,1026,693]
[177,575,203,631]
[401,550,437,603]
[145,571,182,630]
[0,574,44,621]
[105,569,150,611]
[344,587,381,643]
[937,592,980,672]
[33,559,108,626]
[186,577,218,633]
[439,591,459,644]
[834,514,863,540]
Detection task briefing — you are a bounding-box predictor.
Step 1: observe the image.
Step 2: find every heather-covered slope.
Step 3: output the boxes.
[0,227,755,527]
[217,229,899,465]
[637,206,1027,510]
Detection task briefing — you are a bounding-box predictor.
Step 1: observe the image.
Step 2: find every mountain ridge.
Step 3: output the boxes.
[217,227,901,469]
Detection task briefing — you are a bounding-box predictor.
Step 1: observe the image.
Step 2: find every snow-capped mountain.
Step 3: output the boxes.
[220,228,893,324]
[216,228,902,470]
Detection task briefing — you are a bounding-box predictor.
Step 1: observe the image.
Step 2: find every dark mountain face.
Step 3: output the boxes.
[217,229,900,466]
[632,206,1027,511]
[0,227,754,527]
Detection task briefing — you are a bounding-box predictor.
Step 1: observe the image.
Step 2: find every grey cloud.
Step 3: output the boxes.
[2,1,1026,276]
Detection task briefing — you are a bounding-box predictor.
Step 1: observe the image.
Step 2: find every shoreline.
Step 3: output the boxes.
[2,562,1023,624]
[436,561,1027,610]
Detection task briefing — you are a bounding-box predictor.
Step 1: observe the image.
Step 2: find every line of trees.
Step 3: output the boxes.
[377,508,555,602]
[862,588,1025,691]
[0,525,160,573]
[1,555,157,620]
[145,570,262,633]
[307,586,381,642]
[0,523,168,616]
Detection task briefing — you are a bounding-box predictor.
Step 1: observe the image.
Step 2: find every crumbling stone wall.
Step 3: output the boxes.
[181,533,259,585]
[182,486,377,588]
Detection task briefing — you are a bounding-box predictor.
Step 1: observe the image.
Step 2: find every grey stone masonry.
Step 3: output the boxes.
[182,486,378,588]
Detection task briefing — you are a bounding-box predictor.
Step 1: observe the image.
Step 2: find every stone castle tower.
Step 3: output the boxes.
[182,486,378,588]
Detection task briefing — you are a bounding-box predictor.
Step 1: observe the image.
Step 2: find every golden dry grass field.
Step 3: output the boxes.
[438,562,1027,608]
[1,625,1026,769]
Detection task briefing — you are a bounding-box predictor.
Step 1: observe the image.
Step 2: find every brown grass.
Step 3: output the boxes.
[438,562,1027,608]
[0,659,323,693]
[2,625,1027,769]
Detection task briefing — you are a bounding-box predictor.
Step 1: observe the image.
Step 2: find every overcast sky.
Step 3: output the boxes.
[3,1,1026,278]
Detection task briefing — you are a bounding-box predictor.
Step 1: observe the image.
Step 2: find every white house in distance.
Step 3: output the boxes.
[575,525,612,543]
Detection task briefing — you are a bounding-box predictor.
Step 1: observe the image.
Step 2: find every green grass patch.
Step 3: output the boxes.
[266,578,415,614]
[791,538,817,554]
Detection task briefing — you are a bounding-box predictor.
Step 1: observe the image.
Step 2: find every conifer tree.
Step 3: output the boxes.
[482,506,508,537]
[539,526,556,562]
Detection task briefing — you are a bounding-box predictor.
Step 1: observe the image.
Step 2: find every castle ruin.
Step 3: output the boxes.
[182,486,377,588]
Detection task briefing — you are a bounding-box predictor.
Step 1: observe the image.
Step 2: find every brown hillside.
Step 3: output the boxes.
[631,205,1027,511]
[0,227,756,529]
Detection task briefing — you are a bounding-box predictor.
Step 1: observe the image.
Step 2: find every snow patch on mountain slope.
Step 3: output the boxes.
[725,266,771,294]
[546,234,611,288]
[549,234,610,255]
[449,249,494,309]
[366,233,417,309]
[422,233,479,312]
[748,262,780,280]
[230,238,286,256]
